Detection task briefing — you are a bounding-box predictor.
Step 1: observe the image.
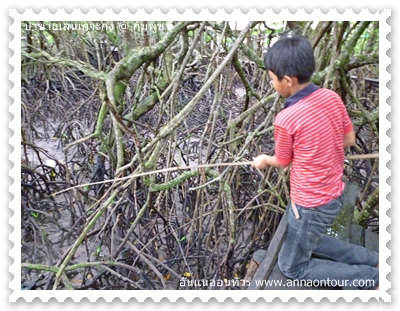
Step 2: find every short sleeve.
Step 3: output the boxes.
[274,124,293,166]
[341,101,354,135]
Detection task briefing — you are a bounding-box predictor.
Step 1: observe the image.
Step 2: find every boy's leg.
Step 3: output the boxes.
[278,200,315,280]
[314,234,378,267]
[278,198,378,289]
[302,258,379,289]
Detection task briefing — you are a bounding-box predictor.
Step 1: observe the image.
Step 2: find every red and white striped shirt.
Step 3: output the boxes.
[274,87,353,207]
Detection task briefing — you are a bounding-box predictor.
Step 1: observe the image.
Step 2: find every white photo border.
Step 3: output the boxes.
[9,9,391,302]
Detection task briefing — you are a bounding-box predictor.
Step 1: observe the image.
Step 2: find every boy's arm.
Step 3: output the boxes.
[252,123,293,170]
[344,130,356,147]
[251,154,289,169]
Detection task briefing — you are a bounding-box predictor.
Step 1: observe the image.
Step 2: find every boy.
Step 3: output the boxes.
[251,32,379,290]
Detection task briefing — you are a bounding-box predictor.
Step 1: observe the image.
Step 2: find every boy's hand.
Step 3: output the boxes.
[251,155,270,169]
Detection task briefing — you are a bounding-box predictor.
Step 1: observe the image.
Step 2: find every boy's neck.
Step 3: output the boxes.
[287,81,311,97]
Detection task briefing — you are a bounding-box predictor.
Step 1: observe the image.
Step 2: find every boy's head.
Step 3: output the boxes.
[263,32,315,84]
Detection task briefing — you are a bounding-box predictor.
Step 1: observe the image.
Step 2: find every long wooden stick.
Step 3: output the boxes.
[50,153,378,196]
[50,161,252,196]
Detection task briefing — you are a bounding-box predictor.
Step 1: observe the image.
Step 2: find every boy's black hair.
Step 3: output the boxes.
[263,32,315,84]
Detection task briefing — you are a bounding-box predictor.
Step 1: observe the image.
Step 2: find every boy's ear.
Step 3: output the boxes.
[283,76,297,87]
